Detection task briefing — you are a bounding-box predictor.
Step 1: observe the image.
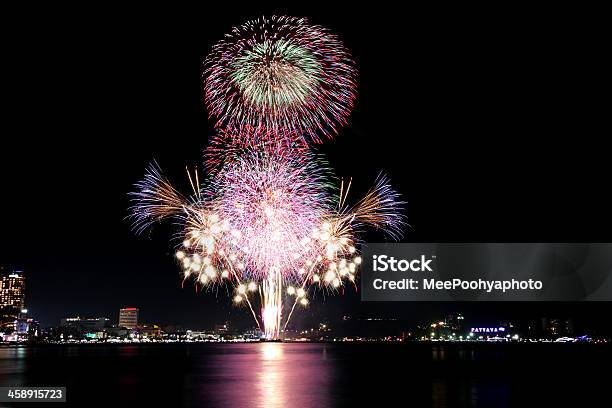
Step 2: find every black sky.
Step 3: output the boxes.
[1,5,610,330]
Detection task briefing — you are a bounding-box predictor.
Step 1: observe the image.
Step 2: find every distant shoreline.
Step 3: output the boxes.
[2,341,609,348]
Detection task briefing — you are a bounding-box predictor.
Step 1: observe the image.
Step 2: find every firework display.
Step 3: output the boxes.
[131,157,403,339]
[204,16,357,143]
[131,16,404,340]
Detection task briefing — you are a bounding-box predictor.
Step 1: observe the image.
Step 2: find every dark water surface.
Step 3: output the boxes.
[0,342,609,407]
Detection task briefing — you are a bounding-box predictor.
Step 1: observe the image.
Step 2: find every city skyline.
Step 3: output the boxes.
[2,267,608,341]
[3,272,603,344]
[2,259,610,335]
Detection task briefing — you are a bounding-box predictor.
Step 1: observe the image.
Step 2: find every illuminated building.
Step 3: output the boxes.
[214,321,231,335]
[119,307,139,329]
[138,324,161,339]
[1,268,26,324]
[60,317,110,331]
[58,317,109,340]
[1,268,26,310]
[15,310,40,339]
[542,318,574,337]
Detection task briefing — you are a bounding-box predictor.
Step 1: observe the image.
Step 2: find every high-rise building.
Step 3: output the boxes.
[119,307,139,329]
[1,268,26,317]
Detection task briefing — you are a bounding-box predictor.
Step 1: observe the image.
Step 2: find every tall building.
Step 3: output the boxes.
[119,307,139,329]
[1,268,26,318]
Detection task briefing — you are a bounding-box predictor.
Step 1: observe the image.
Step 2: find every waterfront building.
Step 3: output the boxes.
[119,307,139,329]
[1,268,25,315]
[60,316,110,331]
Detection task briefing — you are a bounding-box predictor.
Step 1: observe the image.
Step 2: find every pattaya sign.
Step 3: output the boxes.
[471,327,506,333]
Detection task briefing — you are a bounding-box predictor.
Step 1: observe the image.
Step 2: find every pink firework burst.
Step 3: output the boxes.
[208,147,330,281]
[204,15,357,143]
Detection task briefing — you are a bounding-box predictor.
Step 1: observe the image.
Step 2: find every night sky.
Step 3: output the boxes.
[2,5,609,331]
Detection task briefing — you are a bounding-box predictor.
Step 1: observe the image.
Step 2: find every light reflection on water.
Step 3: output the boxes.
[197,342,334,408]
[0,342,608,407]
[0,347,26,386]
[258,343,289,408]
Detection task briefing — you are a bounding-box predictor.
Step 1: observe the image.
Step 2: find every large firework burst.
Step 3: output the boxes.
[129,150,404,339]
[204,16,357,143]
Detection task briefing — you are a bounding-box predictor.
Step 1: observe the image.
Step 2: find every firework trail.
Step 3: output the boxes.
[129,161,188,235]
[204,16,357,143]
